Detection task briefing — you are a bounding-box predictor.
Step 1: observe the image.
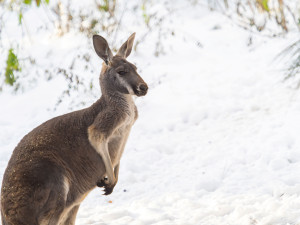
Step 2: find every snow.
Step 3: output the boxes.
[1,1,300,225]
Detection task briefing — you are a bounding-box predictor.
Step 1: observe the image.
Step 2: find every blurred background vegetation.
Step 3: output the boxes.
[0,0,299,105]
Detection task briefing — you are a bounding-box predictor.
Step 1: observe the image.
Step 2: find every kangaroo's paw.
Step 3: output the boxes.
[96,175,109,186]
[96,179,105,187]
[96,176,117,195]
[96,180,115,195]
[97,174,116,192]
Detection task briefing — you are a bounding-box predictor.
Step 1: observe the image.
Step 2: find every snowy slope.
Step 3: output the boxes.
[1,2,300,225]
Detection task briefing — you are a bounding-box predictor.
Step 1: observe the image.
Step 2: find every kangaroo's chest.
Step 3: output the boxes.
[108,108,136,166]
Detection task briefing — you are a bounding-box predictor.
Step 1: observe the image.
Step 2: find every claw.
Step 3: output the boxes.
[103,186,113,195]
[101,184,114,195]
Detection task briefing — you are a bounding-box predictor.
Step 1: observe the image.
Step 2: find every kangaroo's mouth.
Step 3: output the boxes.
[134,89,147,97]
[134,84,148,97]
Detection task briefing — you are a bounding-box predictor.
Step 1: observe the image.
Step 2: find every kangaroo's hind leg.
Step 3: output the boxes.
[1,211,8,225]
[60,205,80,225]
[35,171,70,225]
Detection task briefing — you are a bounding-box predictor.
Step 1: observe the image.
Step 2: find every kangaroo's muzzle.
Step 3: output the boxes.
[134,83,148,96]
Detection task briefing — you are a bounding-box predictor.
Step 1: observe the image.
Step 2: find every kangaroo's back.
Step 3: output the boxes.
[1,99,106,225]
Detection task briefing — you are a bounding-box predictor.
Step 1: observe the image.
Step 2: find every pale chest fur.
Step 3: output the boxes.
[108,101,137,167]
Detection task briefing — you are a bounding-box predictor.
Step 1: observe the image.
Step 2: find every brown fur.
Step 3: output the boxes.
[1,33,147,225]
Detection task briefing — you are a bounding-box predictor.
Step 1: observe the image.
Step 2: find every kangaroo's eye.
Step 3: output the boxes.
[118,71,126,76]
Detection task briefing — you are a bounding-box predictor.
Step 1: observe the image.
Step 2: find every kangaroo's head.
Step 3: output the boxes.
[93,33,148,97]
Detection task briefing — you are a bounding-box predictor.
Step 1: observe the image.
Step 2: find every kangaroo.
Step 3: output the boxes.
[0,33,148,225]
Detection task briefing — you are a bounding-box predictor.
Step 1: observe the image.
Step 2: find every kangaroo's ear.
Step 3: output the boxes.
[116,33,136,58]
[93,35,113,65]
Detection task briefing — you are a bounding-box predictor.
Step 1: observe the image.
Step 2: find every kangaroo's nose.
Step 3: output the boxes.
[139,84,148,92]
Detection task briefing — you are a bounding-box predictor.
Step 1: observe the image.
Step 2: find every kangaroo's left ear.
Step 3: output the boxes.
[116,33,136,58]
[93,35,113,65]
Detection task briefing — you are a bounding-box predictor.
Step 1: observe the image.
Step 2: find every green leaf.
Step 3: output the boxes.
[45,0,49,4]
[98,5,109,12]
[261,0,269,12]
[90,19,98,29]
[23,0,32,5]
[4,49,21,86]
[141,3,150,25]
[98,0,109,12]
[143,13,150,25]
[18,11,23,25]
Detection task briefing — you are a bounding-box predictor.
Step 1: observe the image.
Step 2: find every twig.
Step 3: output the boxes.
[285,5,300,32]
[112,1,127,48]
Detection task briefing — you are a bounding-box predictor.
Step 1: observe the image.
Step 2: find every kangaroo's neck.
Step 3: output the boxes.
[102,90,135,113]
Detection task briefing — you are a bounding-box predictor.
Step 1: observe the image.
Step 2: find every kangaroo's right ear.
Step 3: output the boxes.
[93,35,113,65]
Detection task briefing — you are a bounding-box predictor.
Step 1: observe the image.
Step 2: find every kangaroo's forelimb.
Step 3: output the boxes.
[88,129,115,187]
[88,111,125,189]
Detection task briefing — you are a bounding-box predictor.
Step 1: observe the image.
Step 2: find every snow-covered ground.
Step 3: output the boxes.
[1,1,300,225]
